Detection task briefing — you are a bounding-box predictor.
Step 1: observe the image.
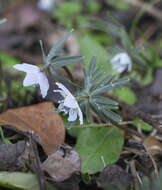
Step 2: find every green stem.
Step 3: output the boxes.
[41,61,51,72]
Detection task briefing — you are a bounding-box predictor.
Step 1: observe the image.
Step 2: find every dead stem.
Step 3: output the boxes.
[73,121,143,139]
[107,95,162,134]
[130,160,140,190]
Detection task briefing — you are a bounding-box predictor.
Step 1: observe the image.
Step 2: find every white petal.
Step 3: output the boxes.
[53,89,66,98]
[127,62,132,72]
[38,72,49,98]
[64,95,77,109]
[58,102,65,111]
[111,52,132,73]
[77,105,83,125]
[13,63,40,73]
[23,73,38,86]
[116,65,126,73]
[68,109,77,122]
[55,82,72,96]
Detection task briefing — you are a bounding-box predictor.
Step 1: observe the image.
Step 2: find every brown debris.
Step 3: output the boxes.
[0,102,65,155]
[42,143,81,182]
[0,140,25,171]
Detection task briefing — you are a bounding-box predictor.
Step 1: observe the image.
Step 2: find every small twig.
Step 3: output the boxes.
[29,134,47,190]
[152,114,162,119]
[130,160,140,190]
[73,121,143,138]
[143,144,159,178]
[107,95,162,134]
[74,121,132,128]
[136,23,158,46]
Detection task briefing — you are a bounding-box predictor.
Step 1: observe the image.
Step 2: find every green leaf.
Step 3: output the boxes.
[93,96,118,106]
[75,126,124,174]
[108,1,129,10]
[51,55,84,67]
[54,2,81,18]
[91,77,129,96]
[102,110,122,123]
[78,35,113,74]
[0,52,21,72]
[0,127,12,144]
[47,29,74,61]
[0,172,57,190]
[113,87,137,104]
[132,118,152,132]
[120,27,132,51]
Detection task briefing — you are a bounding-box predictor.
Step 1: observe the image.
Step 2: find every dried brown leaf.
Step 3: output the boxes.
[42,144,80,182]
[143,136,162,155]
[0,102,65,155]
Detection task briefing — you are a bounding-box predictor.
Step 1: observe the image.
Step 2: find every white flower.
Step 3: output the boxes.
[13,63,49,98]
[54,82,83,125]
[37,0,55,12]
[110,52,132,73]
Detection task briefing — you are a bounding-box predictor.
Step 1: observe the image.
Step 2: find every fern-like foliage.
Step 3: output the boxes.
[78,56,129,123]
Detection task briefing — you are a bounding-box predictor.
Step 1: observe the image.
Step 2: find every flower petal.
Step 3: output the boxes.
[77,105,83,125]
[13,63,40,73]
[55,82,72,97]
[127,62,132,72]
[110,52,132,73]
[63,95,77,109]
[38,72,49,98]
[68,109,77,122]
[23,73,38,86]
[54,89,66,98]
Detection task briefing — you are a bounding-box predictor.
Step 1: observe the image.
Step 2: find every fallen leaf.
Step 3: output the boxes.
[143,136,162,155]
[42,143,80,182]
[0,102,65,155]
[0,141,25,171]
[96,164,132,188]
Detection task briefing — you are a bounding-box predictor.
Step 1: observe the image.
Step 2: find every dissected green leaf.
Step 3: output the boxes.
[47,29,74,61]
[75,126,124,174]
[91,77,129,96]
[93,96,118,106]
[102,110,122,123]
[51,55,83,67]
[0,172,57,190]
